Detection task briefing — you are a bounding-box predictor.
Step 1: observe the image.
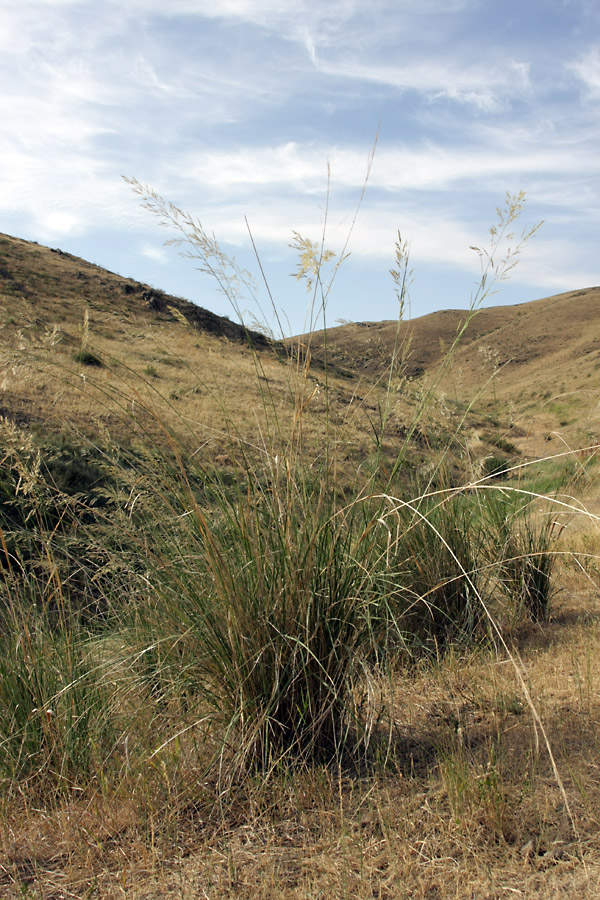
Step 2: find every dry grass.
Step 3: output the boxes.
[303,287,600,469]
[1,232,434,482]
[1,564,600,899]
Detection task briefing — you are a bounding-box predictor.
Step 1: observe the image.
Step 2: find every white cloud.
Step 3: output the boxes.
[307,55,531,111]
[0,0,523,119]
[164,135,598,203]
[36,211,83,238]
[0,0,598,330]
[140,243,169,264]
[568,45,600,98]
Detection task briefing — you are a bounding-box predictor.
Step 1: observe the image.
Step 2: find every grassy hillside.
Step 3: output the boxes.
[302,287,600,384]
[0,231,272,440]
[5,231,597,486]
[302,286,600,460]
[0,231,504,488]
[1,232,600,898]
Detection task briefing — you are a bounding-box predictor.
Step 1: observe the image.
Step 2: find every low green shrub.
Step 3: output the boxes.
[482,455,513,480]
[73,349,103,367]
[485,434,518,455]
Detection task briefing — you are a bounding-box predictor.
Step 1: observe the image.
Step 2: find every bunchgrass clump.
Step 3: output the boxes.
[142,473,387,771]
[104,184,557,788]
[484,489,558,624]
[0,572,118,791]
[385,487,488,652]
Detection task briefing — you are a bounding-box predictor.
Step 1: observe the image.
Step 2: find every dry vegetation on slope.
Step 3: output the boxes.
[302,286,600,507]
[3,230,598,475]
[0,232,272,444]
[0,232,484,485]
[303,287,600,388]
[1,231,600,899]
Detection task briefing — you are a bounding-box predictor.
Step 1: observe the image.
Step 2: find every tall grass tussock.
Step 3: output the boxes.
[107,183,554,778]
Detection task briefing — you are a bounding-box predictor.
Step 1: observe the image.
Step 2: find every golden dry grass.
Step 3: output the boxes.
[4,229,597,487]
[303,287,600,465]
[0,232,464,489]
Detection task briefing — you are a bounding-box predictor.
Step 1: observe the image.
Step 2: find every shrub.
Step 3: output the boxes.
[73,349,103,367]
[482,454,513,479]
[484,434,518,455]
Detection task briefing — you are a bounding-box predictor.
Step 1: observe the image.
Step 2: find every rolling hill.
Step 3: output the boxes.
[1,229,599,480]
[300,286,600,462]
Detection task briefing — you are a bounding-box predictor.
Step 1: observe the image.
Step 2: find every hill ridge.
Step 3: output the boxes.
[0,231,271,349]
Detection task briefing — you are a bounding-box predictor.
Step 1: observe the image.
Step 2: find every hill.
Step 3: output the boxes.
[0,231,271,346]
[0,231,285,447]
[300,286,600,462]
[306,287,600,386]
[0,231,500,483]
[2,231,600,482]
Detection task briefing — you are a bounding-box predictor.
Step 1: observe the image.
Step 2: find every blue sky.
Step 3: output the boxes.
[2,0,599,335]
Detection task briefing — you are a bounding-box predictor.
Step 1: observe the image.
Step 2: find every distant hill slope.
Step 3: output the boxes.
[4,229,597,391]
[302,287,600,383]
[0,232,271,348]
[300,287,600,462]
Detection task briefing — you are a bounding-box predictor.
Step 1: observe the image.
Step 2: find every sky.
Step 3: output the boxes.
[1,0,599,336]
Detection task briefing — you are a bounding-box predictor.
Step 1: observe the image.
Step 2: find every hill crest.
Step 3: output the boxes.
[0,231,271,349]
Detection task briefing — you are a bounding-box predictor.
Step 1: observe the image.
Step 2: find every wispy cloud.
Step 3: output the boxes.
[140,243,169,264]
[568,45,600,97]
[163,134,598,206]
